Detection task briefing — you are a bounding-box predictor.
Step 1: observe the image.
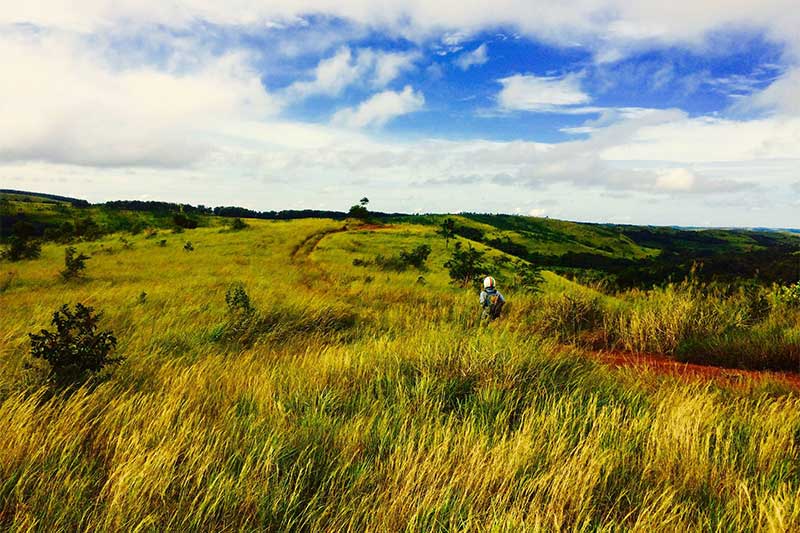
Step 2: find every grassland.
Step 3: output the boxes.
[2,215,800,531]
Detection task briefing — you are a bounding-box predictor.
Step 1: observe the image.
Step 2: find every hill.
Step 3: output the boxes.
[2,204,800,530]
[4,190,799,289]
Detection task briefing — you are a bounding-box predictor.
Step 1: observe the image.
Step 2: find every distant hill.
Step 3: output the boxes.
[3,190,799,288]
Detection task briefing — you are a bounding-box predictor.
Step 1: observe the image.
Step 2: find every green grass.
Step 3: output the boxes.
[2,217,800,531]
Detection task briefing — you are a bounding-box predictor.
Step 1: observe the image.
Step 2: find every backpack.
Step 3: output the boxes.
[489,294,504,319]
[483,293,504,320]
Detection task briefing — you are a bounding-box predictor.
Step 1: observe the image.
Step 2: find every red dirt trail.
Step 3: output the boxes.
[595,350,800,390]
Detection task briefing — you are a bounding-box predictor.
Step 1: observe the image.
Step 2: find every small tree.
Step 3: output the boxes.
[29,303,120,387]
[399,244,432,269]
[225,282,253,315]
[514,260,545,293]
[348,197,370,222]
[2,236,41,261]
[438,218,456,249]
[1,221,41,261]
[444,242,487,287]
[61,247,89,280]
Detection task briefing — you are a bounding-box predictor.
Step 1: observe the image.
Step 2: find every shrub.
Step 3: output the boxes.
[225,282,253,315]
[28,303,120,387]
[61,247,89,280]
[444,242,487,287]
[173,213,199,229]
[220,283,258,344]
[399,244,431,269]
[158,239,167,247]
[73,217,103,240]
[514,260,544,293]
[778,282,800,308]
[184,241,194,252]
[1,235,41,261]
[228,218,248,231]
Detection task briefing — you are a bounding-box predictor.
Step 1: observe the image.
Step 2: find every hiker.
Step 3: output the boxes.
[479,276,505,320]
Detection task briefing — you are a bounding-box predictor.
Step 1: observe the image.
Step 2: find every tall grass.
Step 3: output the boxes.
[2,219,800,530]
[514,280,800,371]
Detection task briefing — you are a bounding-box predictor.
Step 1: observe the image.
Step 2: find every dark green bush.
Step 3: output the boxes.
[228,218,248,231]
[29,303,121,387]
[173,213,198,229]
[514,260,544,293]
[2,236,41,261]
[226,282,253,314]
[444,242,487,287]
[399,244,431,269]
[61,247,89,280]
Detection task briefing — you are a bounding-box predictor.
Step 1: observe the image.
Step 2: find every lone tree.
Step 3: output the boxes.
[61,247,89,281]
[438,218,456,249]
[514,260,545,293]
[1,221,41,261]
[348,197,371,222]
[29,303,120,387]
[444,242,487,287]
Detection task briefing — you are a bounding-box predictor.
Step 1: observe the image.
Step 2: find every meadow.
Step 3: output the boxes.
[2,215,800,531]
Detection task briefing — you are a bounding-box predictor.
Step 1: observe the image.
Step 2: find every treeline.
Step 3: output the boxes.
[0,189,90,207]
[433,218,800,289]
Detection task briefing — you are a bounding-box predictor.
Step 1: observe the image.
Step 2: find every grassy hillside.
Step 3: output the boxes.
[5,190,799,289]
[2,213,800,530]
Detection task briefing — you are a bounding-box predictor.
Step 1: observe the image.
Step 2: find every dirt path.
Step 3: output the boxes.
[595,349,800,389]
[290,223,397,262]
[290,226,348,262]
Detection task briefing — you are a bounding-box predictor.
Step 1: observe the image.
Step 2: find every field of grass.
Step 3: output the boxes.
[3,217,800,531]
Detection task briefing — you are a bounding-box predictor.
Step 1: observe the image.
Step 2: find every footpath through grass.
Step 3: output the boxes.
[2,218,800,531]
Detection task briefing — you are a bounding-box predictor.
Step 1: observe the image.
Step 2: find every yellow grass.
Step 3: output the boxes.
[2,218,800,531]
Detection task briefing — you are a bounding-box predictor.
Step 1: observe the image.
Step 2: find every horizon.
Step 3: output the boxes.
[2,2,799,227]
[6,187,800,232]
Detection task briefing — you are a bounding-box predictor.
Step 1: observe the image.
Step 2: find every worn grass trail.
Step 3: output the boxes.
[2,218,800,531]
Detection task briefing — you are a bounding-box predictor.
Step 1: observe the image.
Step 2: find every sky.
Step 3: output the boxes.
[1,1,799,227]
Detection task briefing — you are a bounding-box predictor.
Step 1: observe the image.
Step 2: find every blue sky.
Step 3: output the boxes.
[1,2,799,226]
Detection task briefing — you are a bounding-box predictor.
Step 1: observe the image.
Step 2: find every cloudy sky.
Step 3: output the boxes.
[2,1,799,226]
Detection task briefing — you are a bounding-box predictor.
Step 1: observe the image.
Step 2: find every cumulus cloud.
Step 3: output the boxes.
[0,30,277,168]
[455,43,488,70]
[331,86,424,128]
[497,73,591,112]
[737,68,800,116]
[283,46,419,100]
[7,1,800,61]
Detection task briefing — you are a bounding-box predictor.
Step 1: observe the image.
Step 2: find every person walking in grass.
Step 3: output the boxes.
[480,276,505,320]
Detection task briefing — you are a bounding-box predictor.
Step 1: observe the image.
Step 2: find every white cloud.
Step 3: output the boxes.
[365,49,420,87]
[6,1,800,62]
[455,43,488,70]
[283,47,359,99]
[737,68,800,116]
[283,46,419,100]
[654,168,696,191]
[0,30,277,168]
[497,73,591,112]
[331,86,424,128]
